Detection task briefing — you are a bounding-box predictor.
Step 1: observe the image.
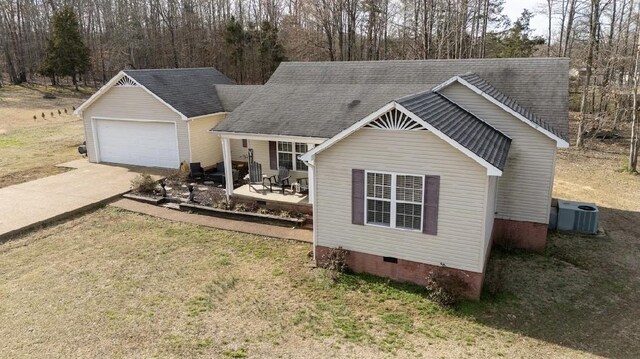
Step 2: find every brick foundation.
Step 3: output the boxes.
[315,246,484,300]
[491,218,548,252]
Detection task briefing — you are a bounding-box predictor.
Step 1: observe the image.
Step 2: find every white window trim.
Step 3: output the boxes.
[364,170,425,232]
[277,141,308,172]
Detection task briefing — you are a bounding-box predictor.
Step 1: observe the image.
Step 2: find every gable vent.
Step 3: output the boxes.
[115,75,138,87]
[364,108,425,131]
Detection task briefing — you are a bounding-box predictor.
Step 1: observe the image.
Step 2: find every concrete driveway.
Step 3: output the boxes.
[0,159,159,240]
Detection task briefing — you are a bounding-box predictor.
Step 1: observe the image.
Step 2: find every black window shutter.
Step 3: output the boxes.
[242,139,247,148]
[423,175,440,235]
[269,141,277,170]
[352,169,365,225]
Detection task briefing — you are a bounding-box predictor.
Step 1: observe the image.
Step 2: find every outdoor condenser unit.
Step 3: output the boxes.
[557,200,599,234]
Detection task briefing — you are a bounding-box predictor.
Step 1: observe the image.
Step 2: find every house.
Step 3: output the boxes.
[74,68,259,169]
[212,59,569,298]
[76,59,569,299]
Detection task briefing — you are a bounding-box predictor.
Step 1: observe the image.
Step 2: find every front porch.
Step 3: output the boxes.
[215,133,326,207]
[233,183,309,205]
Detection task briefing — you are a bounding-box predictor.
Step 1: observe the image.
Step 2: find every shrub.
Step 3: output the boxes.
[130,173,157,194]
[235,203,248,212]
[425,266,470,306]
[257,207,271,215]
[278,210,291,218]
[320,247,349,280]
[171,161,190,181]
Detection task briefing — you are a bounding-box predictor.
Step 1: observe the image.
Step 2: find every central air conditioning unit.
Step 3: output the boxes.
[556,200,599,234]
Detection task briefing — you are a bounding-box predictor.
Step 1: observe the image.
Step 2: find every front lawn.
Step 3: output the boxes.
[0,86,89,188]
[1,205,636,358]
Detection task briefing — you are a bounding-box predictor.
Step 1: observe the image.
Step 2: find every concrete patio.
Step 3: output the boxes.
[0,159,159,240]
[233,183,309,204]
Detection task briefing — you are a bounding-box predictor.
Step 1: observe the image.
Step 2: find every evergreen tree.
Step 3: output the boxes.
[224,17,246,83]
[258,21,286,83]
[498,10,544,58]
[40,6,90,90]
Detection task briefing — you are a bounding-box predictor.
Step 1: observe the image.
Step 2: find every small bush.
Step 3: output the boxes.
[130,173,157,194]
[257,207,271,215]
[172,161,190,181]
[235,203,248,212]
[278,210,291,218]
[320,247,349,280]
[425,266,470,306]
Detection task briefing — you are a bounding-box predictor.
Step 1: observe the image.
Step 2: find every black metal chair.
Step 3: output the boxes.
[189,162,205,180]
[264,166,291,194]
[211,162,239,185]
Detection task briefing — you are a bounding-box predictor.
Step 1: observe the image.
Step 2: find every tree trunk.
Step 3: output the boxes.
[629,8,640,172]
[576,0,599,148]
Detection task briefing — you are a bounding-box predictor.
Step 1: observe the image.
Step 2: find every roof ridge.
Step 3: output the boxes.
[280,58,570,65]
[124,67,223,72]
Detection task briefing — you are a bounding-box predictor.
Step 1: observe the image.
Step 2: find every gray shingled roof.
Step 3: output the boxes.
[124,68,234,118]
[457,73,566,140]
[214,85,262,112]
[213,58,569,138]
[398,91,511,170]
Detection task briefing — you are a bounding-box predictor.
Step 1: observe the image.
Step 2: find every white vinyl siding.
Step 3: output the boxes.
[82,86,189,165]
[315,128,490,273]
[440,82,557,224]
[230,139,248,162]
[188,114,226,168]
[481,176,498,267]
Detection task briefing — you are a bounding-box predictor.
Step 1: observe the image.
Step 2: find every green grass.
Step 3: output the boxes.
[1,207,638,357]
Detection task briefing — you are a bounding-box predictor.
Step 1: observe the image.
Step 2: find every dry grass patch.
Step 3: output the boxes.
[0,85,89,188]
[0,208,593,358]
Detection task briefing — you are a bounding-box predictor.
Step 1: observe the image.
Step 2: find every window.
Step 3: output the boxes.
[365,172,423,231]
[277,141,308,171]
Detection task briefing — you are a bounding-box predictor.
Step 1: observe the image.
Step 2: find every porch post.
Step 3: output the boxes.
[307,144,315,204]
[221,137,233,200]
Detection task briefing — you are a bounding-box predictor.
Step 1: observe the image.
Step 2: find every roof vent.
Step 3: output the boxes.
[557,200,599,234]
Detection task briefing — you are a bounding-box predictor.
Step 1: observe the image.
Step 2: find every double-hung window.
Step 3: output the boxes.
[277,142,308,171]
[366,172,423,231]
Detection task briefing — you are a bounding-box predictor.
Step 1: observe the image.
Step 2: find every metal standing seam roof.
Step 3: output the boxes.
[123,68,235,118]
[397,91,511,170]
[456,73,567,140]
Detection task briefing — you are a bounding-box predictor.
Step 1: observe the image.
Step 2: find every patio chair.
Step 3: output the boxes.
[189,162,205,180]
[210,162,239,185]
[246,161,265,192]
[264,166,291,194]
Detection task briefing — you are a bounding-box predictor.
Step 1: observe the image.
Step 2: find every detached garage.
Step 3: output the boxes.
[75,68,256,169]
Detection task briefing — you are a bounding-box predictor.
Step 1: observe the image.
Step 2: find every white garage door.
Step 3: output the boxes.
[95,119,180,168]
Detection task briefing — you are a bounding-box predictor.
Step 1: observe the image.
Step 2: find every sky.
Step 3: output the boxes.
[503,0,550,36]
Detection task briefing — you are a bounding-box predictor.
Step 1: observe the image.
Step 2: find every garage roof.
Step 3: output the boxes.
[123,68,234,118]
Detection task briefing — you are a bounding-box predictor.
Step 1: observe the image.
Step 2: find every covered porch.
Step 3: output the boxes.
[233,183,309,204]
[215,132,326,205]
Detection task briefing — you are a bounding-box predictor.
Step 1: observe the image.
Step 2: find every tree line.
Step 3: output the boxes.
[0,0,639,168]
[1,0,544,86]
